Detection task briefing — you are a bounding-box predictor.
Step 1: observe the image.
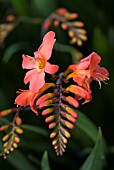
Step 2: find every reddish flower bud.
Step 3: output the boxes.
[49,122,57,129]
[61,111,76,123]
[0,124,11,131]
[39,100,53,108]
[65,96,79,108]
[45,115,55,123]
[15,116,22,125]
[0,109,12,118]
[15,127,23,134]
[2,134,10,142]
[42,108,54,116]
[50,130,58,138]
[36,93,54,106]
[60,126,71,138]
[53,20,60,27]
[61,119,74,129]
[14,136,20,143]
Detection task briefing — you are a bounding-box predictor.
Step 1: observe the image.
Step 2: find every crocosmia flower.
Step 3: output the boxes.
[65,52,109,90]
[22,31,59,92]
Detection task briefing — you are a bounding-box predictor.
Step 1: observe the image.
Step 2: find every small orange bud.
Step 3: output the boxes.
[65,12,78,20]
[13,143,18,148]
[3,142,8,148]
[60,126,71,138]
[61,23,68,30]
[36,93,54,106]
[0,109,11,117]
[42,108,54,116]
[66,107,78,118]
[49,122,56,129]
[70,37,77,44]
[50,130,58,138]
[54,144,58,149]
[0,124,10,131]
[43,20,52,30]
[56,8,68,16]
[10,147,14,152]
[66,114,76,123]
[77,29,87,34]
[45,115,55,123]
[15,116,22,125]
[73,21,84,27]
[66,96,79,108]
[14,136,20,143]
[38,100,52,109]
[61,119,74,129]
[52,138,58,145]
[15,127,23,134]
[68,30,75,38]
[77,39,82,46]
[60,134,67,144]
[53,20,60,27]
[80,34,88,41]
[2,134,10,142]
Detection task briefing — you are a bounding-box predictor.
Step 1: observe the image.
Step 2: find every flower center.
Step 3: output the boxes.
[37,60,46,72]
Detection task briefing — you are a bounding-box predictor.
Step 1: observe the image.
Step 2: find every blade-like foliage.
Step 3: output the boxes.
[41,151,51,170]
[80,128,105,170]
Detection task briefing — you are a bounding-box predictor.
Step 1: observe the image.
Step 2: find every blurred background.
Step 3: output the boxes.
[0,0,114,169]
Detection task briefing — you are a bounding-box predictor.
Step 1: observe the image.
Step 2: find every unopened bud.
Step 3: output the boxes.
[15,116,22,125]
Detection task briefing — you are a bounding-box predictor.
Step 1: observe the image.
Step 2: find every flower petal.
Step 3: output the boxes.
[24,69,37,84]
[15,90,35,106]
[89,52,101,73]
[66,85,91,103]
[29,71,45,92]
[37,31,56,60]
[22,55,37,69]
[45,62,59,74]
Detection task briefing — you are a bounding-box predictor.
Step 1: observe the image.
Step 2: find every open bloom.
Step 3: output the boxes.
[65,52,109,90]
[22,31,59,92]
[15,83,56,115]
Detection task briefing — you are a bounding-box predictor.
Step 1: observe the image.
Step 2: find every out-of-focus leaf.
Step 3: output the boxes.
[10,0,30,16]
[75,110,98,143]
[31,0,57,17]
[7,150,38,170]
[2,42,28,63]
[41,151,51,170]
[108,26,114,49]
[80,128,105,170]
[55,42,83,64]
[21,124,48,137]
[92,27,110,56]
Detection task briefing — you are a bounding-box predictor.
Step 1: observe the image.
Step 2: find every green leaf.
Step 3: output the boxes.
[2,42,28,64]
[10,0,30,16]
[21,124,48,137]
[41,151,51,170]
[7,150,38,170]
[75,110,98,143]
[92,27,110,56]
[80,128,105,170]
[31,0,57,17]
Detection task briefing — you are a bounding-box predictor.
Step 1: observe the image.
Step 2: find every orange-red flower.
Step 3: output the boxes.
[15,83,56,115]
[22,31,59,92]
[65,52,109,90]
[15,89,38,115]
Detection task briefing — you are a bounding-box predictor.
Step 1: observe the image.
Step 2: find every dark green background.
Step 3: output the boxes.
[0,0,114,169]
